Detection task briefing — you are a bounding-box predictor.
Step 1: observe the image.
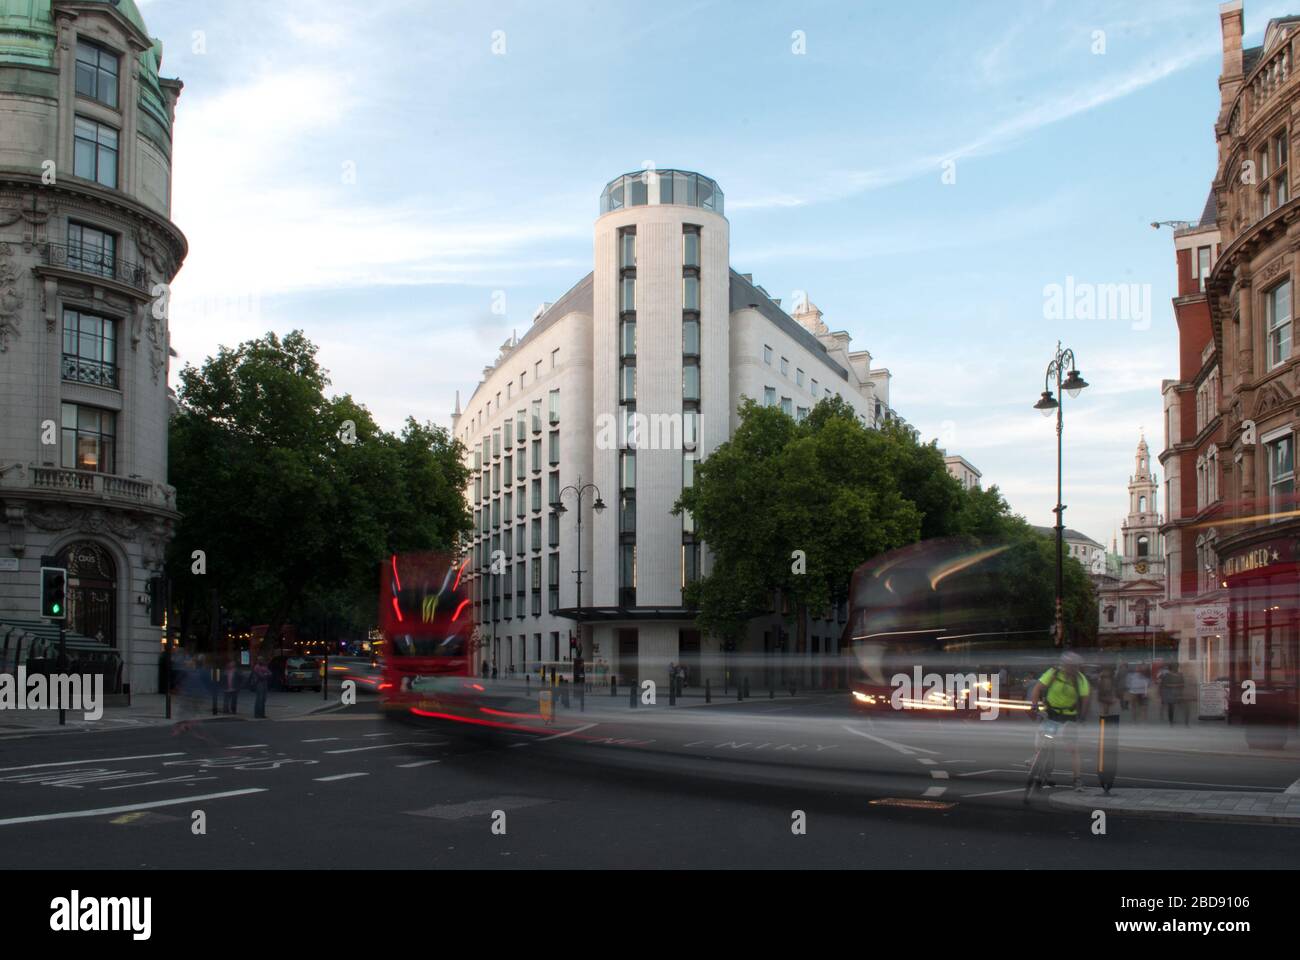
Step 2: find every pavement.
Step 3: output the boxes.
[1049,785,1300,825]
[0,689,342,737]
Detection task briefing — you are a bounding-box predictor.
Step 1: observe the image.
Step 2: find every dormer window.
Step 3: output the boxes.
[75,40,119,109]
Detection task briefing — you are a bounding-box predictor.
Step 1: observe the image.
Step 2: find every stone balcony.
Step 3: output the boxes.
[0,462,176,512]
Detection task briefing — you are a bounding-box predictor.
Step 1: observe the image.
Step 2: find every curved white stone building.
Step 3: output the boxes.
[0,0,185,693]
[454,170,893,690]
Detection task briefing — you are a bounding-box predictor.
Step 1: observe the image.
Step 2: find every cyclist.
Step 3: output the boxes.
[1028,651,1091,791]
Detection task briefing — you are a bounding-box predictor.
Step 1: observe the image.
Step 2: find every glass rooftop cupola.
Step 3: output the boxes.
[599,169,724,215]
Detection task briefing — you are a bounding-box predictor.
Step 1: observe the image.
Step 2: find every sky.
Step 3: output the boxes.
[135,0,1292,548]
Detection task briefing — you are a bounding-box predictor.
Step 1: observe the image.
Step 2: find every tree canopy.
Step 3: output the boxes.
[166,330,470,648]
[675,396,1097,648]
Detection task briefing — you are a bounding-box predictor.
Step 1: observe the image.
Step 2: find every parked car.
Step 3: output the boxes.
[271,655,321,692]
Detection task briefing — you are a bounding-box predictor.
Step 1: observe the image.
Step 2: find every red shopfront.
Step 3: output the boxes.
[1222,536,1300,726]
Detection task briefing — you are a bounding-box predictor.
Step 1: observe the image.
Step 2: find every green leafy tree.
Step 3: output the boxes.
[166,331,470,653]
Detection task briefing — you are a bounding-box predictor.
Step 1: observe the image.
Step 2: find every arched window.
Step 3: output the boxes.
[1138,495,1147,512]
[1137,535,1150,558]
[1105,605,1116,623]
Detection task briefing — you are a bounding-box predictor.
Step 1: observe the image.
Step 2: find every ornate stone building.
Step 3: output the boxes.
[1097,437,1168,646]
[1177,1,1300,720]
[0,0,185,693]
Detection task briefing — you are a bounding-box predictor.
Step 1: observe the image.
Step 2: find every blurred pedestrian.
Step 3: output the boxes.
[1125,666,1149,721]
[1159,662,1188,726]
[223,658,240,714]
[250,657,271,719]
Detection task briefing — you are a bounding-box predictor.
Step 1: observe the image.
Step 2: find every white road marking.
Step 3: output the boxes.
[100,776,219,791]
[229,744,268,749]
[918,758,936,765]
[534,723,597,743]
[957,769,1025,777]
[0,788,266,827]
[930,770,950,780]
[0,752,185,774]
[364,733,395,738]
[922,786,947,798]
[841,725,941,756]
[314,772,369,782]
[1285,777,1300,796]
[302,737,340,743]
[961,787,1024,799]
[325,741,436,754]
[397,761,441,768]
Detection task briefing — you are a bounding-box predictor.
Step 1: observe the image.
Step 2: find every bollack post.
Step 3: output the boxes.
[706,678,711,703]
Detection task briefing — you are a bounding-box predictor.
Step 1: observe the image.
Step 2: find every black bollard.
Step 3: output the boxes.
[737,680,742,702]
[706,678,711,703]
[744,677,750,699]
[630,680,637,709]
[611,675,618,697]
[770,680,774,700]
[526,674,530,694]
[561,679,570,708]
[669,676,676,706]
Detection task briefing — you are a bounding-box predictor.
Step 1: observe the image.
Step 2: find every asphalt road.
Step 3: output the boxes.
[1,694,1297,869]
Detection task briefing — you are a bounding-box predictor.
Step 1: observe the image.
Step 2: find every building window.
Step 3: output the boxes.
[1196,245,1212,292]
[1138,495,1147,513]
[532,477,542,513]
[810,377,818,395]
[683,226,700,268]
[531,438,541,473]
[73,117,118,188]
[780,396,793,416]
[620,365,636,403]
[796,368,805,388]
[620,229,636,269]
[548,389,560,424]
[1267,279,1291,368]
[764,345,773,365]
[531,399,542,433]
[548,471,560,506]
[75,40,119,108]
[796,406,809,422]
[621,276,636,312]
[683,275,699,311]
[548,430,559,466]
[548,511,560,547]
[682,541,701,587]
[683,361,700,402]
[1136,535,1149,558]
[621,318,636,358]
[619,492,636,534]
[780,357,789,376]
[620,451,636,490]
[504,419,513,447]
[683,316,699,357]
[531,516,541,551]
[66,222,116,279]
[61,403,115,473]
[1268,433,1295,518]
[764,386,776,407]
[620,543,637,591]
[61,309,117,388]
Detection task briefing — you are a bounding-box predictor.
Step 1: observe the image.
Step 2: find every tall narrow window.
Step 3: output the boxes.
[73,117,118,188]
[62,309,117,387]
[683,226,700,268]
[75,40,119,108]
[621,317,636,358]
[1268,279,1292,368]
[1268,433,1295,518]
[548,389,560,424]
[66,222,115,279]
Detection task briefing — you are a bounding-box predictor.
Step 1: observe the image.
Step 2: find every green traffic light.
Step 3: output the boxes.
[51,603,61,614]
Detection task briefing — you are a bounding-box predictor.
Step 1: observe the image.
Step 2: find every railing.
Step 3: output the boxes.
[37,240,148,292]
[61,354,119,388]
[0,463,174,509]
[1250,44,1292,112]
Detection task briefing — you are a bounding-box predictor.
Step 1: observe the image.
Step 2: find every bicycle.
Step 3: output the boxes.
[1023,705,1062,804]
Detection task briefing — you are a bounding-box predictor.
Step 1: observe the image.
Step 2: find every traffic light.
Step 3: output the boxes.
[40,566,67,620]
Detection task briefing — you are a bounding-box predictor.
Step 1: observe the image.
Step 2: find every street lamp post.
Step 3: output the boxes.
[1033,342,1089,647]
[552,475,605,670]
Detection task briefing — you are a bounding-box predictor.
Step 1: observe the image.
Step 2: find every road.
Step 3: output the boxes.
[1,694,1297,869]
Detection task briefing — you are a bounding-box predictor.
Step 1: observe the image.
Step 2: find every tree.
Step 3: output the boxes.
[166,331,470,653]
[676,395,1097,657]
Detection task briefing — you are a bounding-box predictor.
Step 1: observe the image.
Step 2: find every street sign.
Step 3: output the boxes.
[0,557,18,572]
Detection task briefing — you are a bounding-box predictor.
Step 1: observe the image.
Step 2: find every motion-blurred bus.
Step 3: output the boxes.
[377,552,546,732]
[842,538,1051,718]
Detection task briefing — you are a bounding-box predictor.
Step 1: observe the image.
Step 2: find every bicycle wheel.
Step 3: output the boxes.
[1023,748,1047,804]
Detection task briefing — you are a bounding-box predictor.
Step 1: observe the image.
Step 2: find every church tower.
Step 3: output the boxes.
[1121,435,1164,580]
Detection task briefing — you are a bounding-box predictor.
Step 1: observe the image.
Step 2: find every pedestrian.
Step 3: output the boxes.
[1125,666,1149,721]
[250,657,271,719]
[223,658,240,715]
[1159,662,1188,726]
[481,660,490,679]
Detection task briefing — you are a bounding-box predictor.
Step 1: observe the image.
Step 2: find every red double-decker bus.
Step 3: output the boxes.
[377,552,547,732]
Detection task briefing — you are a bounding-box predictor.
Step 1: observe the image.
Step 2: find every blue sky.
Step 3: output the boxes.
[137,0,1290,546]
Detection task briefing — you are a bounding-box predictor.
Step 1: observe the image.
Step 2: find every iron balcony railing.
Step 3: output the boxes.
[38,240,148,292]
[62,354,119,388]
